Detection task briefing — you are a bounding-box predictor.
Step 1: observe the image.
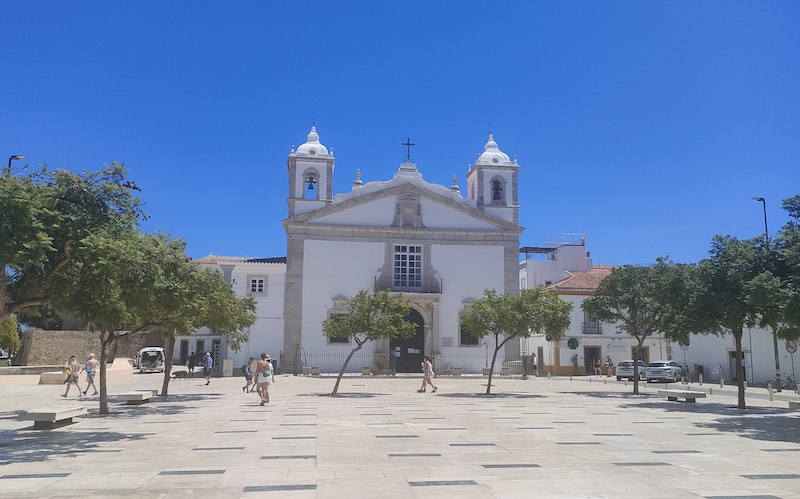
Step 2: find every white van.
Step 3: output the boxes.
[137,347,165,373]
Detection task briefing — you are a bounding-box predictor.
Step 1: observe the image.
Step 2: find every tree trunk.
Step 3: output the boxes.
[332,343,363,396]
[733,328,746,409]
[98,331,116,415]
[160,333,176,396]
[485,333,511,395]
[632,339,645,395]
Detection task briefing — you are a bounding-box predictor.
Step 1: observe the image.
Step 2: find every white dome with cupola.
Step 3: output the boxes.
[295,126,329,157]
[474,133,513,166]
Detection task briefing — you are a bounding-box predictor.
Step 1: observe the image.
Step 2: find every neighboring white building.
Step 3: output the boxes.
[177,256,286,374]
[522,239,796,385]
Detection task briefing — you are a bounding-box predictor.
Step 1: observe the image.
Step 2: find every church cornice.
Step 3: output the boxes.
[283,182,522,232]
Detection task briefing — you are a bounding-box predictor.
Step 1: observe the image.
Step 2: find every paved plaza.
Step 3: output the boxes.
[0,371,799,498]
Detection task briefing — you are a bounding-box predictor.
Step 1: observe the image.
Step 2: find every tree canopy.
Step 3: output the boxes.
[461,288,572,394]
[322,289,416,396]
[1,163,143,323]
[582,260,697,394]
[0,316,20,354]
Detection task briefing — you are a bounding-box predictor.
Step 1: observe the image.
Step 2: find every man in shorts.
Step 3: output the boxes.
[203,352,213,385]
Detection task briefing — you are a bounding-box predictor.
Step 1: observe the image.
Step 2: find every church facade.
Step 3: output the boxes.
[281,127,523,373]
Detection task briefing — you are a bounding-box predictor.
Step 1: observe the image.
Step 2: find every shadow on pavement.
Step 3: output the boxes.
[0,429,150,465]
[574,390,800,445]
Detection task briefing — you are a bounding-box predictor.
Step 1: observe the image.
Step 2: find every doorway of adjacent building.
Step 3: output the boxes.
[390,309,424,373]
[584,346,601,375]
[631,346,650,364]
[179,340,188,365]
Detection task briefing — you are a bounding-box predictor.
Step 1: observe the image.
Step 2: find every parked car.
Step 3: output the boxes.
[615,360,646,381]
[646,360,682,382]
[137,346,165,373]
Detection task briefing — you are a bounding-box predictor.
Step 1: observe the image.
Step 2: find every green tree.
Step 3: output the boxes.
[321,289,416,396]
[775,195,800,340]
[1,163,143,324]
[692,236,782,409]
[461,288,572,395]
[54,230,255,413]
[153,265,256,397]
[583,260,696,395]
[0,315,20,354]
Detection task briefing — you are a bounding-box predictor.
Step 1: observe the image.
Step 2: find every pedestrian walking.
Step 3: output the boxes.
[187,351,197,376]
[62,355,81,397]
[605,356,614,377]
[81,353,99,396]
[242,357,255,393]
[417,356,437,393]
[203,352,213,385]
[255,353,274,406]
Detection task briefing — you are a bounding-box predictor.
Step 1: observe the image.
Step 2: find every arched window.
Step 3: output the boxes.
[490,176,507,205]
[302,168,320,200]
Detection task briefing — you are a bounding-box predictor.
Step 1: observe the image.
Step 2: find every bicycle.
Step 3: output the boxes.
[765,376,798,393]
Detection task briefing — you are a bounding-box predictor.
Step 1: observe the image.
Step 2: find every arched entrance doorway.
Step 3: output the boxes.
[390,309,424,373]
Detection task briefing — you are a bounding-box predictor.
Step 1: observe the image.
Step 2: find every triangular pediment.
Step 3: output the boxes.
[284,183,521,232]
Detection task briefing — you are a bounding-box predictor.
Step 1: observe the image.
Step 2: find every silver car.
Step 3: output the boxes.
[615,360,646,381]
[646,360,682,382]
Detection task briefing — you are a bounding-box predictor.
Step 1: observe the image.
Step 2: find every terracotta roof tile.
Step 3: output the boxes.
[545,265,615,294]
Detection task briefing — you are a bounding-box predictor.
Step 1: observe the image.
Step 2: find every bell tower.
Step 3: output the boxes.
[465,133,519,224]
[287,126,335,217]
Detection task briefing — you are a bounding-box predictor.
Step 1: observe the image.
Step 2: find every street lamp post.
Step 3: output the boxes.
[752,196,781,392]
[6,155,27,175]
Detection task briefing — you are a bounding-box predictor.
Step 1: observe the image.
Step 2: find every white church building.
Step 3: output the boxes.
[184,126,524,374]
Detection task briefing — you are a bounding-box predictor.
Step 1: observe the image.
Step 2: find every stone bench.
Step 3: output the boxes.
[789,401,800,409]
[18,406,87,429]
[118,391,153,405]
[658,389,707,403]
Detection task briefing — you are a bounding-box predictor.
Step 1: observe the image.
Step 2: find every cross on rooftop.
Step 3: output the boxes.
[402,138,415,161]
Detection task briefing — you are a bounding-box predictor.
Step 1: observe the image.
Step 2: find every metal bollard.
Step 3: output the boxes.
[768,386,774,401]
[699,373,703,386]
[547,372,551,379]
[589,377,592,383]
[569,376,572,381]
[604,378,607,385]
[720,378,724,388]
[709,387,713,395]
[624,379,628,387]
[744,381,747,390]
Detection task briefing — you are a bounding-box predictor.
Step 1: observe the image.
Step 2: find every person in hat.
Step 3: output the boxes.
[81,353,100,396]
[203,352,213,385]
[255,353,274,406]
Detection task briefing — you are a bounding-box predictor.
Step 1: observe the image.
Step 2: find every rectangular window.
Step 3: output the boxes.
[460,326,480,346]
[327,314,350,344]
[250,278,265,294]
[393,245,422,289]
[582,310,602,335]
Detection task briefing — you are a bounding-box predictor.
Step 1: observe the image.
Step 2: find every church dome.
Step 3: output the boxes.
[475,133,512,166]
[295,126,329,157]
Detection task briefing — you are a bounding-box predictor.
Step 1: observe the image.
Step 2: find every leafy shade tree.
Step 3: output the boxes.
[775,195,800,341]
[153,265,256,397]
[461,288,572,395]
[0,315,20,354]
[0,163,143,324]
[322,289,416,396]
[693,236,782,409]
[582,260,696,395]
[54,230,255,413]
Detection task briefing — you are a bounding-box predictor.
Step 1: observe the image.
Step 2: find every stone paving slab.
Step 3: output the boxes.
[0,372,799,498]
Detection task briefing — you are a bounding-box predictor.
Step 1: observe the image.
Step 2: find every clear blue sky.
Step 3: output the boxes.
[3,1,798,266]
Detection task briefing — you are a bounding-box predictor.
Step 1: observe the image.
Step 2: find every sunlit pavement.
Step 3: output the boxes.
[0,371,799,498]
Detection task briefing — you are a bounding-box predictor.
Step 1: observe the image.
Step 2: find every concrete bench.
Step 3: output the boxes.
[658,389,707,403]
[18,406,87,429]
[118,391,153,405]
[789,401,800,409]
[136,389,159,397]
